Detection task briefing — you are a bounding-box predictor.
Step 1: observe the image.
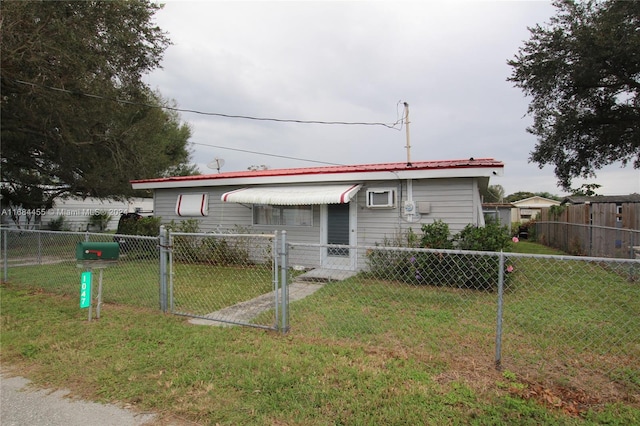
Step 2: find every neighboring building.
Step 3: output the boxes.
[561,193,640,205]
[510,196,561,223]
[51,197,154,231]
[0,197,153,231]
[482,203,513,231]
[131,159,504,272]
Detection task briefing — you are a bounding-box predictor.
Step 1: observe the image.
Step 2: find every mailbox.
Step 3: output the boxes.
[76,242,120,261]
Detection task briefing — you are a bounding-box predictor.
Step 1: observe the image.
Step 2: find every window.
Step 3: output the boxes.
[253,205,312,226]
[366,188,396,208]
[616,204,623,223]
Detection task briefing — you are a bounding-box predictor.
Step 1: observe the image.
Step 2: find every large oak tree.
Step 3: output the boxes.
[508,0,640,190]
[1,0,195,212]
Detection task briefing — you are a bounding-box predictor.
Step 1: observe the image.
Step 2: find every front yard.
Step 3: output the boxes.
[1,241,638,424]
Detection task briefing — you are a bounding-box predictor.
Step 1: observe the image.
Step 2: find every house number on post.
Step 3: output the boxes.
[80,271,92,309]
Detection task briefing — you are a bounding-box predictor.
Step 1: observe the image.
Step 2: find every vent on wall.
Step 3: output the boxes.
[175,193,209,216]
[366,188,396,208]
[417,201,431,214]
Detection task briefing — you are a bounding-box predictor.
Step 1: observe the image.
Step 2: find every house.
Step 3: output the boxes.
[482,203,513,231]
[51,197,154,231]
[510,196,560,223]
[0,197,153,231]
[131,158,504,271]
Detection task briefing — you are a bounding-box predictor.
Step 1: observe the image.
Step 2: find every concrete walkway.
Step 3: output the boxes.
[188,268,357,327]
[0,372,157,426]
[188,281,324,326]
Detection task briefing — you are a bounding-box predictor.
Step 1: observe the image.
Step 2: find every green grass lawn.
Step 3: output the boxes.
[1,240,638,425]
[507,240,567,255]
[3,286,638,425]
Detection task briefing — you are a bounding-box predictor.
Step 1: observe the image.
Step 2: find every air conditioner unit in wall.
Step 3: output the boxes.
[366,188,396,208]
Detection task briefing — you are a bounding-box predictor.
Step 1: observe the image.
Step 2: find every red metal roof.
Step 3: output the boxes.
[131,158,503,184]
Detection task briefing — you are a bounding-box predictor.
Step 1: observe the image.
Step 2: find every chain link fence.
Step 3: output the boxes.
[2,228,639,400]
[167,231,279,329]
[501,252,639,399]
[285,242,639,401]
[1,228,161,309]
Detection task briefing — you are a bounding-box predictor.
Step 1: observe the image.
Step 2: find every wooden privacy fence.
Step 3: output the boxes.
[539,202,640,229]
[536,203,640,258]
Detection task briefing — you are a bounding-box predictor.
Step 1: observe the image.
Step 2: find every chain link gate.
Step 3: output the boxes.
[163,229,288,331]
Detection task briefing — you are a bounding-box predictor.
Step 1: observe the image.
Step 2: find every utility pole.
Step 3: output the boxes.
[404,102,412,167]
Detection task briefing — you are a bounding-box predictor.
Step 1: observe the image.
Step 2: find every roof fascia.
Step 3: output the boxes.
[131,166,504,190]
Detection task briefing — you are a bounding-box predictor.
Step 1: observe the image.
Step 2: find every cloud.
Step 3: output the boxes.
[146,1,639,196]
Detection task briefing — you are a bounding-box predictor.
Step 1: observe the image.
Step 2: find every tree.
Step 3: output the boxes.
[1,0,196,212]
[505,192,535,203]
[571,183,601,196]
[505,191,562,202]
[533,192,562,201]
[483,184,505,203]
[508,0,640,190]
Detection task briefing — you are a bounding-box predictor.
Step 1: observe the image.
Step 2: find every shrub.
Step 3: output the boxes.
[47,216,67,231]
[114,215,162,259]
[455,220,512,252]
[450,220,513,290]
[168,219,250,266]
[365,234,413,281]
[420,220,454,249]
[88,212,111,231]
[367,220,514,291]
[135,217,162,236]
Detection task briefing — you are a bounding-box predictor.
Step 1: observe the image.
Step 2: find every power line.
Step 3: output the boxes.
[191,142,345,166]
[10,78,403,129]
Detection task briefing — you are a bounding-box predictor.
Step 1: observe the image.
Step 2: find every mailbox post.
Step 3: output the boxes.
[76,242,119,320]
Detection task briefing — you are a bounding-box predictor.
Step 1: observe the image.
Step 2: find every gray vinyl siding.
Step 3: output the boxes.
[154,187,320,235]
[154,187,323,267]
[356,178,479,247]
[153,177,482,270]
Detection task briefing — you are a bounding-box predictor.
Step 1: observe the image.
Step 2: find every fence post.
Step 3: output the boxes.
[168,230,174,313]
[37,230,42,265]
[273,231,279,330]
[495,251,505,370]
[280,230,289,334]
[159,225,168,313]
[2,228,8,283]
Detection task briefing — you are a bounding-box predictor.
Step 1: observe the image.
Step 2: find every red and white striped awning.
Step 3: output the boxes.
[221,184,362,205]
[176,193,208,216]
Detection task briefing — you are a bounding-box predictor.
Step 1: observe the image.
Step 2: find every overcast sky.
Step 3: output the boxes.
[146,0,639,197]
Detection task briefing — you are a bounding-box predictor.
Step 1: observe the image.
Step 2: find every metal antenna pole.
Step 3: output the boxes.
[404,102,412,167]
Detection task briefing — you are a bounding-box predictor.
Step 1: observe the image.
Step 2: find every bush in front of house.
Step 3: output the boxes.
[114,215,162,259]
[366,219,514,291]
[365,223,454,284]
[420,219,454,249]
[365,232,416,283]
[168,219,250,266]
[456,220,512,252]
[116,215,161,236]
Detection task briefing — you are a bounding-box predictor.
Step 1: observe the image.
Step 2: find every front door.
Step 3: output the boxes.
[321,202,357,270]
